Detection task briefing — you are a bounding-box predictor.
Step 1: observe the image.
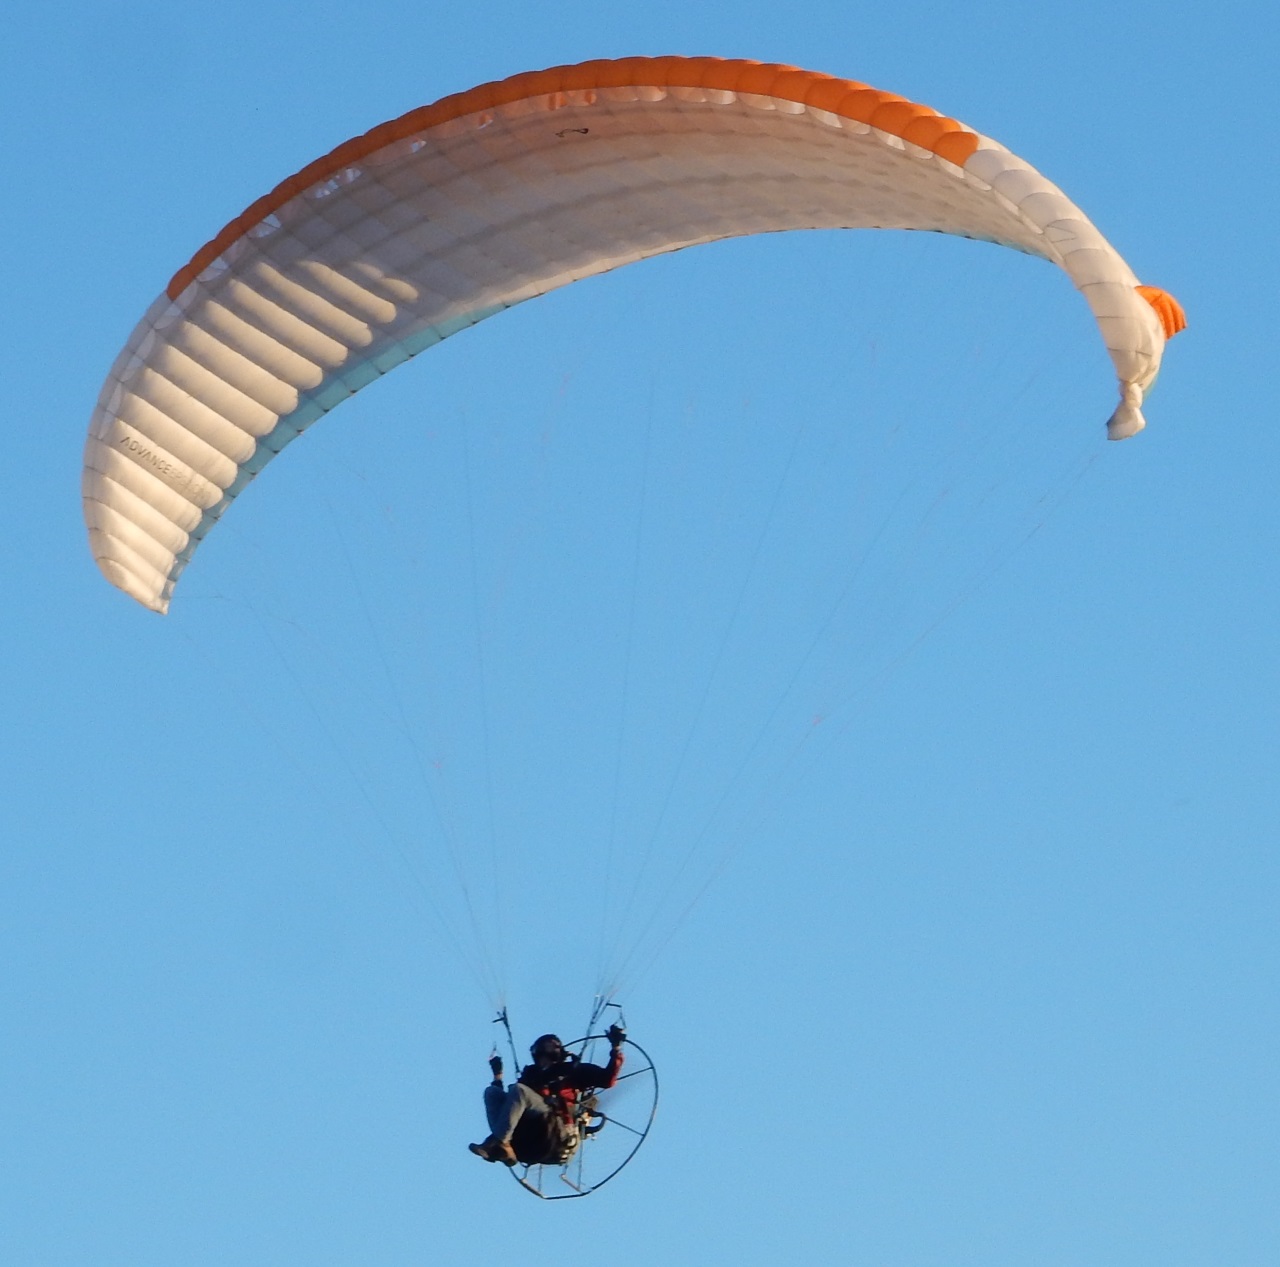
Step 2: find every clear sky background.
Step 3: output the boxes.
[2,2,1275,1264]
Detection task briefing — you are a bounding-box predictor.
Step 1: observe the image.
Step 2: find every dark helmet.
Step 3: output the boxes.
[530,1034,564,1059]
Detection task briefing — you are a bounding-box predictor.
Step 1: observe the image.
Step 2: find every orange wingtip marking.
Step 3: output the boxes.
[166,56,982,300]
[1136,285,1186,339]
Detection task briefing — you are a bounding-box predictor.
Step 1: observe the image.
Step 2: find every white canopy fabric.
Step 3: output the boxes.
[83,56,1183,613]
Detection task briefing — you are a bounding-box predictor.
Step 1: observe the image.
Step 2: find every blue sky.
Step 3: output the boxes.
[3,1,1276,1264]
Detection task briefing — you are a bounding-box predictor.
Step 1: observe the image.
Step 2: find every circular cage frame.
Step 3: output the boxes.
[508,1034,658,1199]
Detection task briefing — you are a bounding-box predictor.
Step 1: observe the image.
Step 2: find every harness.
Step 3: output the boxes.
[522,1057,594,1163]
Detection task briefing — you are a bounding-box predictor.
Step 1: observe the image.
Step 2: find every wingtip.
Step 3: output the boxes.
[1107,397,1147,441]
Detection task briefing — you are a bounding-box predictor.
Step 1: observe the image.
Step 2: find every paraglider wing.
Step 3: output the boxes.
[83,56,1184,613]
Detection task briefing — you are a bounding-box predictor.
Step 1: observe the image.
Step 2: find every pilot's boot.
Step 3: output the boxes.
[469,1135,518,1165]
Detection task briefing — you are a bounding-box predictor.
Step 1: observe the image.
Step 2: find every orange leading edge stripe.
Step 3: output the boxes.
[165,56,982,301]
[164,54,1184,342]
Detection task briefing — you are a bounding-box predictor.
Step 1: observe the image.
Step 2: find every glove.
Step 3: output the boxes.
[489,1055,504,1080]
[606,1023,626,1048]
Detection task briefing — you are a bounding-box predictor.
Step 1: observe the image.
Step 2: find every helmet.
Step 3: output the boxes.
[530,1034,564,1059]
